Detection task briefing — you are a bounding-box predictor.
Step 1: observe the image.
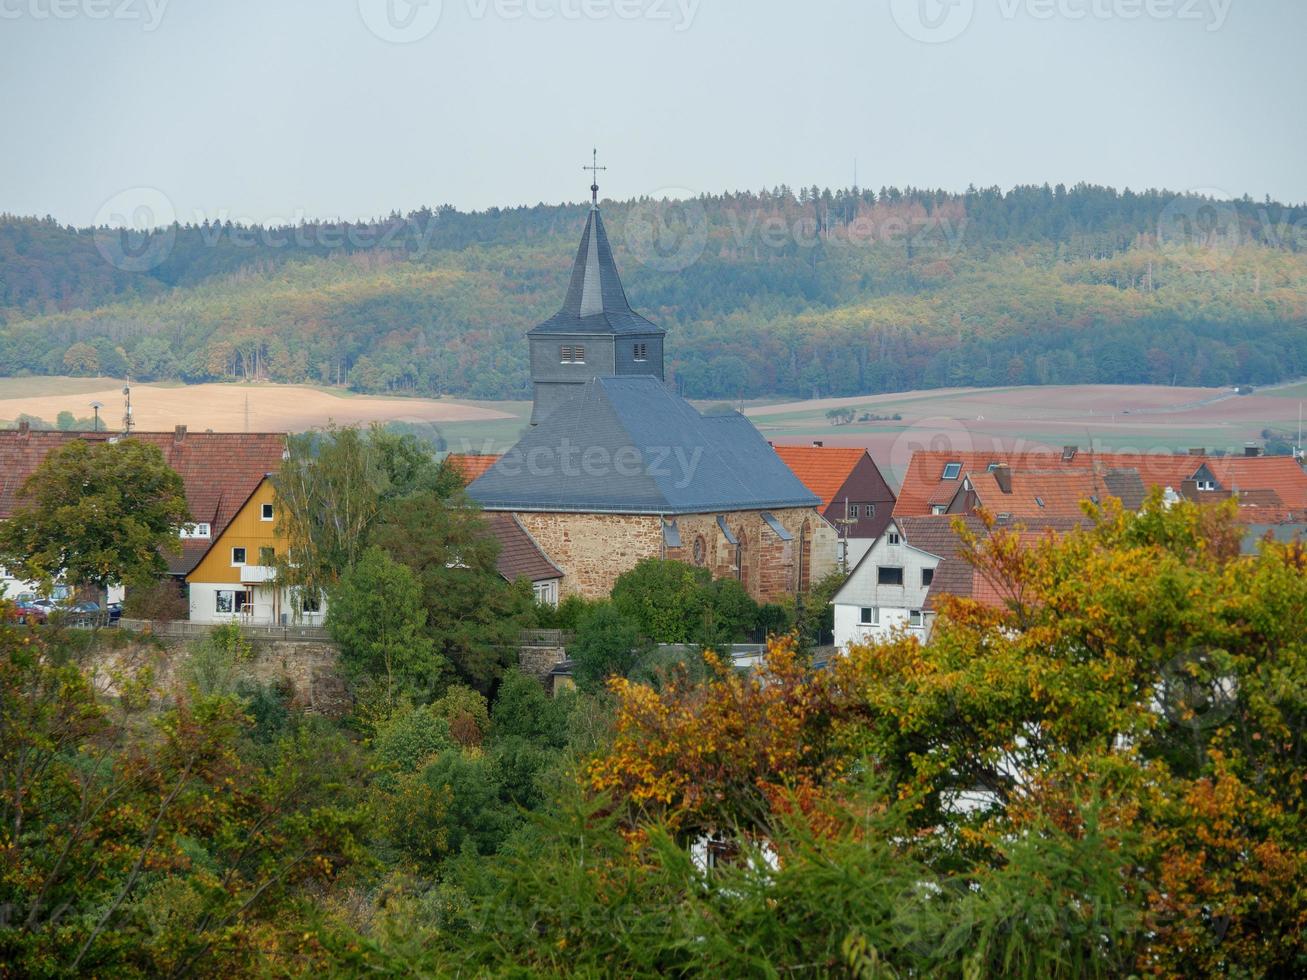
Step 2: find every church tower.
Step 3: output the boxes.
[528,158,665,424]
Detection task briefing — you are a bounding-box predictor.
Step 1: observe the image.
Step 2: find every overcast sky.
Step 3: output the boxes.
[2,0,1302,227]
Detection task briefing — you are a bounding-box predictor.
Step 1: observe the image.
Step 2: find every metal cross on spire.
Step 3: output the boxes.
[583,147,606,208]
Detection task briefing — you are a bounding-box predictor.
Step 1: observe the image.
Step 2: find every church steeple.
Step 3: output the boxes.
[525,158,666,425]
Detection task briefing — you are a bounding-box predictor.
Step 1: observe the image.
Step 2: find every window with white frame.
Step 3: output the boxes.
[258,546,275,567]
[301,590,321,614]
[180,523,211,539]
[859,606,878,625]
[908,609,924,628]
[848,504,860,518]
[261,503,274,521]
[231,547,246,565]
[942,462,962,480]
[215,589,251,614]
[922,567,934,586]
[931,505,946,516]
[533,580,559,607]
[633,342,648,362]
[887,530,901,545]
[1196,479,1216,491]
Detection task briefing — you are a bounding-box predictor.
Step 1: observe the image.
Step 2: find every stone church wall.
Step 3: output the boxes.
[514,511,664,599]
[514,507,837,604]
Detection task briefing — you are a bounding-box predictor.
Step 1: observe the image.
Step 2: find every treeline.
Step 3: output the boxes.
[2,183,1305,399]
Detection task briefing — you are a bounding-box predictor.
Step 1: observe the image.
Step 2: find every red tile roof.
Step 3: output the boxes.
[0,429,287,575]
[484,512,562,583]
[771,446,871,509]
[445,453,501,484]
[895,450,1307,520]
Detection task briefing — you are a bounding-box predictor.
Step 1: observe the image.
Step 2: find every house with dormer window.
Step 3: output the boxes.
[185,477,324,626]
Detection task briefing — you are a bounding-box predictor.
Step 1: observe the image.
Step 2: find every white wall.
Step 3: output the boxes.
[1,568,123,604]
[831,526,938,649]
[188,581,327,627]
[844,536,875,569]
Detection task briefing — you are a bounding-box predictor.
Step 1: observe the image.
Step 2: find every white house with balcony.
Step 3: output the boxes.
[183,477,326,627]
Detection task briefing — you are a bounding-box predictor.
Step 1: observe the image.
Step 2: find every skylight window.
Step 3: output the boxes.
[942,462,962,480]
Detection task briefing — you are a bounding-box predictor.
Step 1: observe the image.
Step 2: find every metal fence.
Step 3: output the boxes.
[118,618,333,643]
[518,629,575,648]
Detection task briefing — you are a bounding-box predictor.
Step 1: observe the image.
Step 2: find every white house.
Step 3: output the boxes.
[832,515,984,649]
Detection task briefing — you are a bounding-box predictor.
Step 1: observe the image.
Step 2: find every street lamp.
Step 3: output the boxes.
[89,401,103,432]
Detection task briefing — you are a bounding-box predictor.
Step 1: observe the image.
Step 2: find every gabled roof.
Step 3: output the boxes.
[894,514,986,559]
[445,453,501,484]
[895,449,1307,519]
[1209,456,1307,510]
[771,445,872,509]
[467,376,819,515]
[0,429,287,575]
[528,207,664,337]
[484,513,562,584]
[964,468,1114,520]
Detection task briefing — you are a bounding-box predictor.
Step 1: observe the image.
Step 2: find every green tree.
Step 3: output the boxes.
[55,410,77,431]
[570,601,641,692]
[610,558,711,643]
[328,546,444,708]
[273,424,447,599]
[372,494,535,691]
[0,438,189,599]
[696,577,759,649]
[489,669,571,746]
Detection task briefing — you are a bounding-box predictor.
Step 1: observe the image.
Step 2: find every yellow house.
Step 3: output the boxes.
[185,478,324,626]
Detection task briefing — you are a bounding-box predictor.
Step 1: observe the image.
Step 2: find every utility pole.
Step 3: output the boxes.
[832,497,857,573]
[121,383,133,435]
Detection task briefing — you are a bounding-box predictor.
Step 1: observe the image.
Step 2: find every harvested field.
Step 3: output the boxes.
[0,379,513,434]
[752,382,1305,485]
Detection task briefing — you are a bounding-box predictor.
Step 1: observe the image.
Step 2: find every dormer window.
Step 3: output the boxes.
[633,342,648,362]
[942,462,962,480]
[560,345,586,364]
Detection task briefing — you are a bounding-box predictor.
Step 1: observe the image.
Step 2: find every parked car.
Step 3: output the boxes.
[13,599,49,625]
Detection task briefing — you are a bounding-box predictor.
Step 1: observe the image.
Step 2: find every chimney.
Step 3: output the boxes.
[1061,445,1078,462]
[1188,448,1205,457]
[174,424,187,443]
[992,462,1012,494]
[1244,444,1261,457]
[812,440,823,448]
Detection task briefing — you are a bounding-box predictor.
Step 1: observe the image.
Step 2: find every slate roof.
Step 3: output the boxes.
[527,207,664,337]
[466,376,820,514]
[1241,523,1307,555]
[0,428,287,576]
[445,453,501,484]
[771,446,870,509]
[484,513,563,583]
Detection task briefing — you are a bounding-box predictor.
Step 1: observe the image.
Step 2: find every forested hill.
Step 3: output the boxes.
[2,184,1305,399]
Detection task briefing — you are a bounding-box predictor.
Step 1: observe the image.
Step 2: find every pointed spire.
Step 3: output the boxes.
[561,207,631,318]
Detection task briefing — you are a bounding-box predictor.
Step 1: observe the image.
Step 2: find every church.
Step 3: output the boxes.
[466,176,837,603]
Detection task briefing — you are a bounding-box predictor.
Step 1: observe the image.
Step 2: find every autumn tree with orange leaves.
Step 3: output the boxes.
[571,494,1307,977]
